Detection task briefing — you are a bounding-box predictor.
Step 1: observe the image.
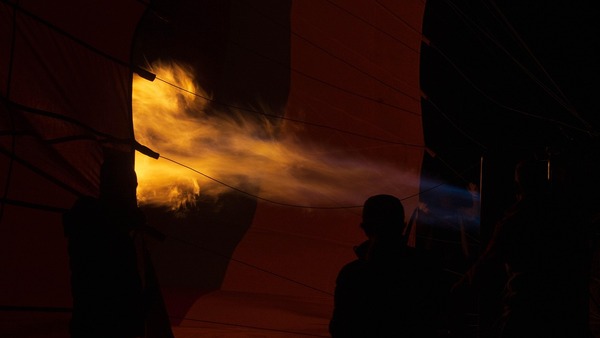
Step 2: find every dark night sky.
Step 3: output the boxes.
[422,3,597,157]
[420,1,600,217]
[422,1,599,153]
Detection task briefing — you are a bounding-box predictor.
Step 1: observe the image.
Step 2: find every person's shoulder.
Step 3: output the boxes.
[339,258,368,273]
[401,246,444,269]
[403,245,439,258]
[62,196,102,236]
[335,258,369,283]
[70,195,100,210]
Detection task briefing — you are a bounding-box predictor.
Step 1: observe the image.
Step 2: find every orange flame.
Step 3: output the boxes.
[133,61,419,210]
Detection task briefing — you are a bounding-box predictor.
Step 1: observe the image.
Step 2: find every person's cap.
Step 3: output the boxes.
[361,194,404,235]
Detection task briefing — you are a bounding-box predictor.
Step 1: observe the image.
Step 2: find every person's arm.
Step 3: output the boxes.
[453,217,510,291]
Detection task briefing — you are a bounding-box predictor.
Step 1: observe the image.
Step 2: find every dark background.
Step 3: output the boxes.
[420,2,600,334]
[420,1,600,231]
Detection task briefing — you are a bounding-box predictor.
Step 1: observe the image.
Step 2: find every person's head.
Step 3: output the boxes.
[360,194,405,238]
[514,158,550,199]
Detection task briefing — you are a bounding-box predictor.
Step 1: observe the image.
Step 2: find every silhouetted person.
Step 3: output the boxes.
[63,149,145,338]
[329,194,450,337]
[453,158,590,337]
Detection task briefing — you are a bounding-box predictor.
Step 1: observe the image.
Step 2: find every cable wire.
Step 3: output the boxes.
[153,77,423,148]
